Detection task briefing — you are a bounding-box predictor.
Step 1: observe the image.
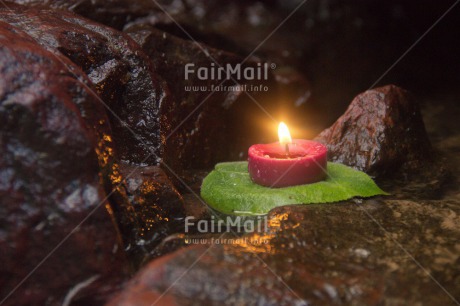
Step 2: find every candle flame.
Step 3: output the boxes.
[278,122,292,144]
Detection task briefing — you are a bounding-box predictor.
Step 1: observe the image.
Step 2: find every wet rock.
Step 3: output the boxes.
[150,22,249,58]
[124,0,293,62]
[108,199,460,306]
[0,21,126,305]
[123,0,460,134]
[125,24,277,172]
[315,85,433,177]
[0,4,171,165]
[0,5,197,256]
[3,0,158,30]
[118,163,185,256]
[0,5,150,255]
[7,2,316,159]
[123,1,329,138]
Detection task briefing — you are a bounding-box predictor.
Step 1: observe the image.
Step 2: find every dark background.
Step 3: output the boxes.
[155,0,460,137]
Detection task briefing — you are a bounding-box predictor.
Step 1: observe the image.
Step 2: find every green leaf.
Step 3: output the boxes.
[201,161,388,215]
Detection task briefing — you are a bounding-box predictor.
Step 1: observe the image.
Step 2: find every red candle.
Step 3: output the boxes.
[248,123,328,188]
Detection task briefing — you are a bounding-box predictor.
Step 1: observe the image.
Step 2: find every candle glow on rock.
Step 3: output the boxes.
[278,122,292,145]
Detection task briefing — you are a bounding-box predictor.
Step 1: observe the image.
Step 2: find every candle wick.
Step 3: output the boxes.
[285,143,290,157]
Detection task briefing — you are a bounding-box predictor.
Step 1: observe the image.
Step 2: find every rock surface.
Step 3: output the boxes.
[0,21,127,305]
[108,199,460,306]
[315,85,433,177]
[118,163,185,259]
[125,24,277,172]
[0,1,459,306]
[3,0,158,30]
[0,5,165,256]
[109,89,460,306]
[0,4,171,166]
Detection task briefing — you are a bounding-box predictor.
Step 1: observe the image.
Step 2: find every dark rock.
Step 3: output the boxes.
[125,24,278,172]
[6,3,316,164]
[0,5,150,255]
[122,0,460,134]
[124,0,292,62]
[3,0,158,30]
[108,199,460,306]
[315,85,433,177]
[118,162,185,258]
[182,194,211,221]
[0,4,171,165]
[150,22,249,57]
[123,1,327,139]
[0,21,127,305]
[0,5,197,256]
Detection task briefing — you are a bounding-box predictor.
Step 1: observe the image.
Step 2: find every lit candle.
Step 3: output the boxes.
[248,122,328,187]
